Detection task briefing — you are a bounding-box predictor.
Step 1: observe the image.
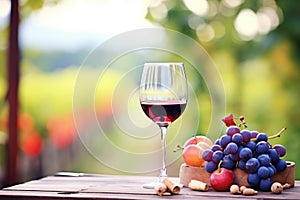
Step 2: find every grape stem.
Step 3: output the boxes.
[217,160,223,173]
[251,127,287,141]
[268,127,287,139]
[234,115,248,128]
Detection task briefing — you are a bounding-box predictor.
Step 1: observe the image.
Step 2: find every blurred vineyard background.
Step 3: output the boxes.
[0,0,300,187]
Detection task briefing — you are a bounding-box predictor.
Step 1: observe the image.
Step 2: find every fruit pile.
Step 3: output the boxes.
[201,114,288,191]
[176,135,213,167]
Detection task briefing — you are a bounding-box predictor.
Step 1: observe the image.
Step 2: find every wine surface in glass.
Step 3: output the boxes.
[141,100,186,127]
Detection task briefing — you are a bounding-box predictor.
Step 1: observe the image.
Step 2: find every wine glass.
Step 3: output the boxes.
[139,62,188,188]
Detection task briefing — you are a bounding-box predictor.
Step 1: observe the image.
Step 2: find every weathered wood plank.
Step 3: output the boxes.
[0,190,246,200]
[0,173,299,199]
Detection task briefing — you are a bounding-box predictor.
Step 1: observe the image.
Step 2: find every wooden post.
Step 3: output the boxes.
[6,0,20,186]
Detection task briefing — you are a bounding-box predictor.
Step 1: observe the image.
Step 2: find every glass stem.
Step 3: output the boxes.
[159,126,168,181]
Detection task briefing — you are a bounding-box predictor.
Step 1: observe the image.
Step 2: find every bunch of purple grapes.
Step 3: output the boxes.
[202,126,287,191]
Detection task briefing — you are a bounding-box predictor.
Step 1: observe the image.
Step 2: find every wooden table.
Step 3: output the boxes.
[0,172,299,199]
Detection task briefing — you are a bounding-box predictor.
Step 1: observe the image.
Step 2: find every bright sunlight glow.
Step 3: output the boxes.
[234,7,280,40]
[183,0,209,16]
[0,0,10,18]
[20,0,153,50]
[234,9,259,40]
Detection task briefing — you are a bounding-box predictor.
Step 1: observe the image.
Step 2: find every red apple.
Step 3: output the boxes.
[210,167,234,191]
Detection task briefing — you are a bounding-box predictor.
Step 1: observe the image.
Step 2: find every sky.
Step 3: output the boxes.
[1,0,154,51]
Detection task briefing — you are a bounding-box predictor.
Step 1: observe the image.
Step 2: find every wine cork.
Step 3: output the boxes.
[154,183,167,196]
[242,188,258,195]
[188,180,208,191]
[162,178,181,194]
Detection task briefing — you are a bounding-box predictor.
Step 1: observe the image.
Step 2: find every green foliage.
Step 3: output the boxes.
[146,0,300,178]
[20,0,61,18]
[20,66,78,136]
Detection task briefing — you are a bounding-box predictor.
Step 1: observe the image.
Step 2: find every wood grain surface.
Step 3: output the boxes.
[0,172,299,199]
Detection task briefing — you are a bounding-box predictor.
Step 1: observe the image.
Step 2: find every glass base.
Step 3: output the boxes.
[142,177,183,189]
[142,182,159,189]
[142,175,166,189]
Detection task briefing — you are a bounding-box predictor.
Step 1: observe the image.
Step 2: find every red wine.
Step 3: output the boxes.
[141,100,187,127]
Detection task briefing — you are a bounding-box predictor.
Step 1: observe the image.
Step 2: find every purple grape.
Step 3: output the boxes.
[246,158,260,173]
[248,173,260,188]
[245,141,256,151]
[240,129,251,143]
[275,159,287,172]
[273,144,286,157]
[211,144,222,152]
[268,166,276,177]
[202,149,213,161]
[237,145,243,154]
[259,178,272,191]
[237,160,246,170]
[269,149,280,164]
[256,141,270,154]
[229,152,239,161]
[212,150,223,164]
[214,139,220,145]
[232,133,243,145]
[270,165,277,174]
[222,155,235,169]
[251,131,259,138]
[220,135,231,148]
[257,166,270,179]
[226,126,240,137]
[224,142,238,154]
[205,161,218,173]
[256,133,268,142]
[257,154,271,166]
[239,147,252,161]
